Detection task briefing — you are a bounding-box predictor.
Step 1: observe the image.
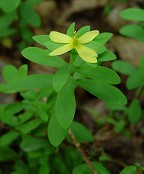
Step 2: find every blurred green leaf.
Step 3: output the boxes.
[126,70,143,89]
[39,163,50,174]
[20,2,41,27]
[120,8,144,22]
[20,136,49,152]
[112,60,136,75]
[0,0,21,13]
[11,160,29,174]
[0,12,17,30]
[18,118,42,134]
[26,0,43,6]
[120,165,137,174]
[0,74,53,93]
[73,162,110,174]
[114,120,125,133]
[71,121,94,143]
[2,65,19,83]
[127,99,142,124]
[0,146,18,161]
[0,131,19,146]
[120,24,144,42]
[0,28,17,38]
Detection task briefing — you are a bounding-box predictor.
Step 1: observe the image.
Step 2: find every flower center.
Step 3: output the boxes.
[72,32,79,47]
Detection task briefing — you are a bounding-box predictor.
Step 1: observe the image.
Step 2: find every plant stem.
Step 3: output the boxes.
[68,129,97,174]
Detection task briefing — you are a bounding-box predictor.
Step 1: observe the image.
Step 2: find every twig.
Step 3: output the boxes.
[68,129,97,174]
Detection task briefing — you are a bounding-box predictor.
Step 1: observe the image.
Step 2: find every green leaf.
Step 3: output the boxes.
[66,22,75,37]
[44,40,65,51]
[20,136,49,152]
[120,8,144,22]
[26,0,43,6]
[126,70,143,89]
[18,64,28,77]
[112,60,136,75]
[39,163,50,174]
[48,111,67,147]
[139,57,144,75]
[73,162,110,174]
[120,24,144,42]
[0,74,53,93]
[94,32,113,44]
[55,77,76,130]
[18,118,42,134]
[4,102,24,114]
[52,64,72,91]
[19,24,33,42]
[0,12,17,30]
[77,79,127,106]
[34,101,49,121]
[77,65,121,84]
[77,26,91,37]
[12,160,29,174]
[71,122,94,143]
[0,146,18,161]
[2,64,27,83]
[98,50,116,61]
[114,120,125,133]
[18,112,33,124]
[21,47,66,68]
[120,165,137,174]
[0,131,19,146]
[0,0,21,13]
[85,41,106,54]
[32,35,50,46]
[20,2,41,27]
[0,28,17,38]
[0,113,19,127]
[2,65,19,83]
[127,99,142,124]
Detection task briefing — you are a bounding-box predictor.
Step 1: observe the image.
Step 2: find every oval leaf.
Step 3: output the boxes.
[120,24,144,42]
[21,47,66,68]
[77,79,127,106]
[48,111,67,147]
[120,8,144,22]
[55,77,76,130]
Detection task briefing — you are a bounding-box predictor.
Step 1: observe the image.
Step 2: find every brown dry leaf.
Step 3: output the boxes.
[55,0,108,26]
[35,0,57,24]
[71,0,108,13]
[106,5,129,32]
[109,36,144,66]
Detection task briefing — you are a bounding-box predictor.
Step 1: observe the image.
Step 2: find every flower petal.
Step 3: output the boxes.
[78,30,99,44]
[75,44,98,63]
[50,31,72,43]
[49,44,73,56]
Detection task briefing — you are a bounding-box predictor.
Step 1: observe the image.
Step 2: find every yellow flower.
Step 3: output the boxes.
[49,30,99,63]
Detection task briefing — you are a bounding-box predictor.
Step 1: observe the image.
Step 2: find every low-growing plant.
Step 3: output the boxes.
[0,20,143,174]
